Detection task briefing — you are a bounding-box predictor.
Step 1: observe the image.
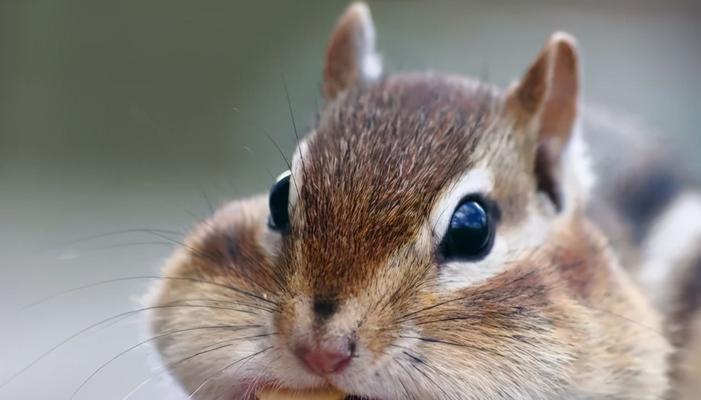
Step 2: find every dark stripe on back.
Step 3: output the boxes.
[675,252,701,346]
[614,163,686,243]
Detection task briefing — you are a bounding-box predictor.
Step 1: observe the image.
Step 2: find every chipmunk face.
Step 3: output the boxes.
[148,3,670,400]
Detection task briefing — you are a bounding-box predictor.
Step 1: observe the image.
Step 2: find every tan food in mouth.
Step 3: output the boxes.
[257,388,345,400]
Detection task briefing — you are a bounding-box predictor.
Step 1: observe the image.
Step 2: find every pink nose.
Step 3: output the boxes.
[294,341,353,375]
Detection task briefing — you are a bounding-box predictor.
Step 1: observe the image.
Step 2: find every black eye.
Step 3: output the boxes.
[268,170,291,232]
[439,196,496,261]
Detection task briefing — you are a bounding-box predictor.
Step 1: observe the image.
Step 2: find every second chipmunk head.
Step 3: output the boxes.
[148,3,670,399]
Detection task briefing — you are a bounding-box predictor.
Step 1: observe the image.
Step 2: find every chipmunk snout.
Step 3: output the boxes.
[286,295,359,375]
[294,335,356,375]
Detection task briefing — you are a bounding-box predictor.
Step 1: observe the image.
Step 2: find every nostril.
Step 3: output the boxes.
[294,339,355,375]
[313,298,337,319]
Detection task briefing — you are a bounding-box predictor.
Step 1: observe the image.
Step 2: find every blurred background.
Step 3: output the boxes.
[0,1,699,398]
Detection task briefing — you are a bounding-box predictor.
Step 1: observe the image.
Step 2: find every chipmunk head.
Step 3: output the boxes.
[149,3,669,399]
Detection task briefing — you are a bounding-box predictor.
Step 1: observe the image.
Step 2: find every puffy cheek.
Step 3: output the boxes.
[401,266,583,395]
[148,285,283,395]
[411,320,573,398]
[150,312,287,399]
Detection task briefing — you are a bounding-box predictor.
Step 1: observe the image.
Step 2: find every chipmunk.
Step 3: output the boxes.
[147,3,701,399]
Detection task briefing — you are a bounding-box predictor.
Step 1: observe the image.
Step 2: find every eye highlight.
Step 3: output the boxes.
[439,196,496,261]
[268,170,291,232]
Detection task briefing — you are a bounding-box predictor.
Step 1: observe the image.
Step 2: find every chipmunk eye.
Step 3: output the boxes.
[439,196,495,261]
[268,170,291,232]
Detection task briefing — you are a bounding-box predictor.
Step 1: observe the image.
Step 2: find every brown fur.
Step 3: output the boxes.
[679,315,701,400]
[148,77,671,399]
[297,75,495,297]
[149,195,670,399]
[147,3,674,399]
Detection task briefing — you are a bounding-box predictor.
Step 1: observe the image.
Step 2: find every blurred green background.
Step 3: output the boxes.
[0,1,699,399]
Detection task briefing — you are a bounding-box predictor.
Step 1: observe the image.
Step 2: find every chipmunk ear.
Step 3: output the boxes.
[323,2,382,100]
[506,32,581,210]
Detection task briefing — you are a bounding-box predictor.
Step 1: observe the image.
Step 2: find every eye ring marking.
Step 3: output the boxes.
[438,195,498,262]
[268,170,291,232]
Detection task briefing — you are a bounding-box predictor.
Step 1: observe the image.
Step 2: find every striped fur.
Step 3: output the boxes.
[146,3,698,399]
[584,107,701,397]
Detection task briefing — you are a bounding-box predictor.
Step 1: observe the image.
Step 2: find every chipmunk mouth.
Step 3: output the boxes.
[253,387,380,400]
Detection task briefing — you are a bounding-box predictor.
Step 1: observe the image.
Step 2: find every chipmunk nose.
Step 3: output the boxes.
[294,338,354,375]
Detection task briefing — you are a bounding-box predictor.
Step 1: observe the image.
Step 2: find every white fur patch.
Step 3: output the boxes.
[288,138,309,210]
[638,191,701,313]
[353,2,382,81]
[562,120,595,210]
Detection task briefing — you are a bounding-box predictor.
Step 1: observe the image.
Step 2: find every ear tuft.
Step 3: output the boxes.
[506,31,582,210]
[323,2,382,100]
[540,32,579,148]
[507,31,580,141]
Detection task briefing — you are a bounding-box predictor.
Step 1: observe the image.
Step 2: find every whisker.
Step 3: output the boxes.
[264,132,293,173]
[0,304,269,390]
[398,335,482,351]
[161,297,276,314]
[407,358,453,400]
[141,230,225,266]
[57,241,175,256]
[230,106,289,186]
[279,67,308,202]
[199,186,216,215]
[240,353,280,400]
[395,269,541,325]
[119,338,251,400]
[395,292,472,323]
[263,131,302,207]
[44,228,183,252]
[280,68,302,154]
[391,358,417,400]
[186,346,273,399]
[19,275,279,312]
[69,325,264,399]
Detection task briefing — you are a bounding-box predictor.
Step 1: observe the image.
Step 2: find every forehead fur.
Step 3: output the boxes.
[294,73,499,292]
